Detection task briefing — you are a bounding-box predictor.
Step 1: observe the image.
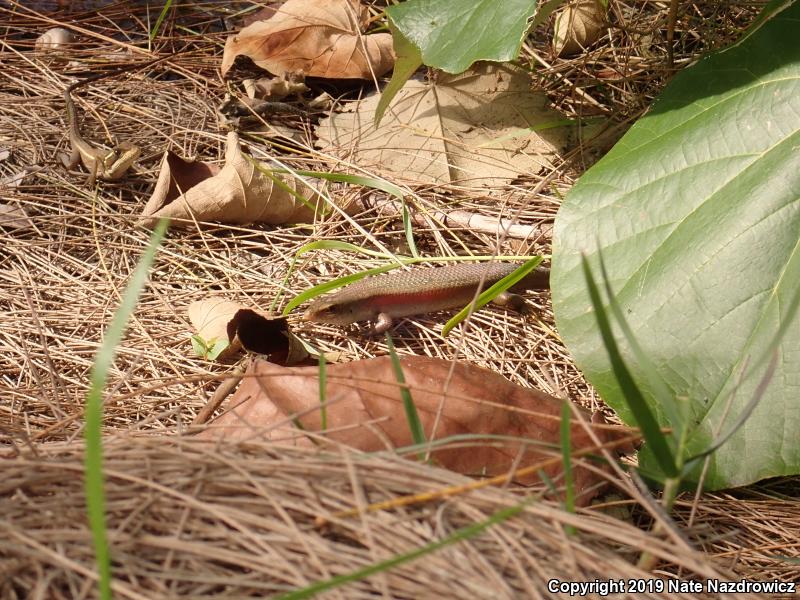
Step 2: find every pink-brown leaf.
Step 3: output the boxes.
[200,356,632,504]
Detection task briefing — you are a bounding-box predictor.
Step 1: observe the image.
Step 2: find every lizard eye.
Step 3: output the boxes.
[321,303,340,315]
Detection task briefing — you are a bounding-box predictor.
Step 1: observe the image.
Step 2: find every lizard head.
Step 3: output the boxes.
[99,149,116,163]
[303,296,368,326]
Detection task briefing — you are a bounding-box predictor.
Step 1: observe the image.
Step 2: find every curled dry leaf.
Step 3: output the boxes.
[35,27,75,53]
[221,0,394,79]
[316,62,572,188]
[200,356,632,505]
[553,0,605,57]
[307,92,335,110]
[140,131,325,227]
[189,298,243,359]
[243,71,309,100]
[188,296,309,364]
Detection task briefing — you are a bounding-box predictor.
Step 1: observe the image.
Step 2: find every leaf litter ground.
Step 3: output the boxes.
[0,1,797,596]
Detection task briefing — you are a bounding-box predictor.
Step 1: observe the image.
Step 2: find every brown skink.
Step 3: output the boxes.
[303,262,549,334]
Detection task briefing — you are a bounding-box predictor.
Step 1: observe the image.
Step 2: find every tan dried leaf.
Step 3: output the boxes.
[35,27,75,53]
[188,297,307,364]
[200,356,632,505]
[188,298,244,359]
[139,131,325,227]
[221,0,394,79]
[553,0,605,57]
[316,62,572,188]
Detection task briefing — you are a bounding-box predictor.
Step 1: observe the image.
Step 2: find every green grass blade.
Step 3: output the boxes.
[400,200,419,258]
[275,493,539,600]
[283,263,407,315]
[385,334,426,453]
[376,21,421,126]
[275,241,402,314]
[246,157,324,216]
[84,218,168,600]
[476,118,578,148]
[294,240,400,260]
[149,0,173,41]
[441,257,543,336]
[281,242,409,314]
[538,470,561,499]
[581,255,678,478]
[270,253,300,315]
[283,169,408,201]
[767,556,800,565]
[596,254,684,440]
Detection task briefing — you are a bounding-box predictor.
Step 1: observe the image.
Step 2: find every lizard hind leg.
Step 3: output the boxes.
[491,291,531,314]
[60,147,80,170]
[368,312,395,335]
[87,158,99,187]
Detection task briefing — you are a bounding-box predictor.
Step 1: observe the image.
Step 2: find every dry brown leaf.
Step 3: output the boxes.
[241,3,284,27]
[221,0,394,79]
[244,72,309,100]
[200,356,631,505]
[139,131,325,227]
[553,0,606,57]
[214,96,307,139]
[316,63,572,188]
[188,297,308,364]
[0,203,34,230]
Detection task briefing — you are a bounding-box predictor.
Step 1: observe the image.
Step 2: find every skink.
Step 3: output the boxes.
[303,262,549,334]
[62,79,141,186]
[58,54,180,186]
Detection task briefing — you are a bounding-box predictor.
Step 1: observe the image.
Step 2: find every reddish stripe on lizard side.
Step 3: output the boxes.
[363,286,466,308]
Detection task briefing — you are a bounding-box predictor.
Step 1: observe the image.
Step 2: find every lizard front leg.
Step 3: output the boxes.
[364,312,394,336]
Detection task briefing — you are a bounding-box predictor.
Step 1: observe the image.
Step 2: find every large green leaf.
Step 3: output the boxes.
[386,0,537,74]
[551,1,800,489]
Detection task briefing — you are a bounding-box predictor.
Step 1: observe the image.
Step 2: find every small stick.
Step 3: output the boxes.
[357,196,553,241]
[666,0,679,68]
[191,365,245,426]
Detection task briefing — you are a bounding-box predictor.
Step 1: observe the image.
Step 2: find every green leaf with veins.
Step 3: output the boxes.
[386,0,538,74]
[552,0,800,489]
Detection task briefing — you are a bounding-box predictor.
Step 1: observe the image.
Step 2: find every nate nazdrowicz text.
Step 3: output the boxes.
[547,578,796,596]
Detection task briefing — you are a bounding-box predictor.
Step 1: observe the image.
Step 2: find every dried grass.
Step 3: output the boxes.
[0,437,746,598]
[0,1,797,598]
